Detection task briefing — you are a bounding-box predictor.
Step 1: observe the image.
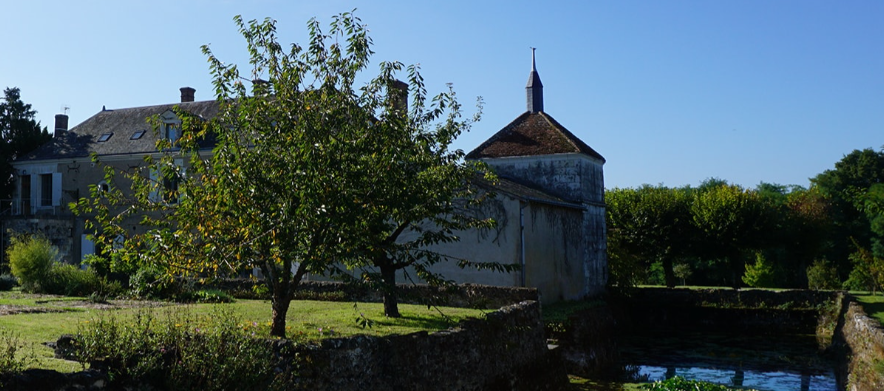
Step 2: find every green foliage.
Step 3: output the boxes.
[43,264,99,296]
[176,289,235,303]
[844,245,884,292]
[807,259,841,290]
[742,252,777,288]
[0,274,17,291]
[74,11,502,331]
[672,263,692,286]
[0,329,36,375]
[692,184,773,288]
[641,377,756,391]
[72,307,291,390]
[0,87,52,201]
[606,186,693,287]
[7,233,57,292]
[811,148,884,274]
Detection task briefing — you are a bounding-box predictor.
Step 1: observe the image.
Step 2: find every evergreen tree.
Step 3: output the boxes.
[1,87,52,203]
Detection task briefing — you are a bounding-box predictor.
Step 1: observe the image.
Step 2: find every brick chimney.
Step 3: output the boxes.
[180,87,196,103]
[391,79,408,112]
[54,114,69,138]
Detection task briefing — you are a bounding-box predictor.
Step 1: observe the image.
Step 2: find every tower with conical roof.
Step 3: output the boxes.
[466,51,608,298]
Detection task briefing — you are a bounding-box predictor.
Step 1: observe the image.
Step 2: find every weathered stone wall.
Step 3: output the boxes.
[833,299,884,391]
[289,301,564,391]
[1,217,75,264]
[1,301,565,391]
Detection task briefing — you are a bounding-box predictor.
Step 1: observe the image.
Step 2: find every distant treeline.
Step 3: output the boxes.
[606,147,884,290]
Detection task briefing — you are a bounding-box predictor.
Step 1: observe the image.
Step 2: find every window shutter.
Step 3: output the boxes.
[29,175,39,214]
[52,173,62,206]
[149,167,159,202]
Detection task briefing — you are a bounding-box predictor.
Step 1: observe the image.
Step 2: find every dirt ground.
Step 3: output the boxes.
[0,293,168,316]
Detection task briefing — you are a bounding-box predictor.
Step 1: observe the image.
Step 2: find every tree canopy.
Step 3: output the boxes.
[1,87,51,203]
[75,12,495,335]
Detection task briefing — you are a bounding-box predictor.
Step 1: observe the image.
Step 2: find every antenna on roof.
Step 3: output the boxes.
[61,105,70,115]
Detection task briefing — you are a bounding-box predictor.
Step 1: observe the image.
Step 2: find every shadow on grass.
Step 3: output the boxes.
[370,314,464,330]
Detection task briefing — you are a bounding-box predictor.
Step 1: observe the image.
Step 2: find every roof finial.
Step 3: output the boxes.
[531,47,537,72]
[526,47,544,113]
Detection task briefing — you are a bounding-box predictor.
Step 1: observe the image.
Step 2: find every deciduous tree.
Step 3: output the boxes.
[75,12,498,334]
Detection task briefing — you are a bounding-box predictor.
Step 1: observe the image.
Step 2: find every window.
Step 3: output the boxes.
[130,130,146,140]
[163,175,180,204]
[40,174,52,206]
[165,123,180,143]
[97,181,110,194]
[97,133,113,142]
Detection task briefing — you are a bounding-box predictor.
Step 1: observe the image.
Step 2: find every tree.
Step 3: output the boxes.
[691,184,771,289]
[811,148,884,273]
[75,12,496,335]
[0,87,52,203]
[742,252,777,288]
[606,185,694,288]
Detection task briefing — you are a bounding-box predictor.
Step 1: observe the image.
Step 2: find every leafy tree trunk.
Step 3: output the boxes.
[380,264,401,318]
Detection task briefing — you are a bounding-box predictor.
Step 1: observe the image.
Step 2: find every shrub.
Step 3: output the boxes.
[43,264,101,296]
[807,259,841,290]
[0,329,36,375]
[7,233,57,292]
[73,307,292,390]
[175,289,235,303]
[0,274,17,291]
[129,266,181,299]
[742,252,777,288]
[642,376,755,391]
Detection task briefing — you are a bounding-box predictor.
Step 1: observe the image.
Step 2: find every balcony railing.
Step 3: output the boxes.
[0,199,69,217]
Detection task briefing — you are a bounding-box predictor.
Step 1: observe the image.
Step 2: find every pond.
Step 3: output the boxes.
[619,332,840,391]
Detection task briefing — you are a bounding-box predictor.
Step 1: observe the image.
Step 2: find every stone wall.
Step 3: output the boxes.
[1,217,75,264]
[833,299,884,391]
[2,301,562,391]
[288,301,564,391]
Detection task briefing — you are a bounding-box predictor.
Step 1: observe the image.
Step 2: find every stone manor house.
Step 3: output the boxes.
[1,59,607,303]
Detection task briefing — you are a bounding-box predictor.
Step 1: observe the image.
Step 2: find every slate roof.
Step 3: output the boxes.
[15,100,219,162]
[465,111,605,162]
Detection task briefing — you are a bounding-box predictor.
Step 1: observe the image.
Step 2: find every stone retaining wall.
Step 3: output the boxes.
[833,299,884,391]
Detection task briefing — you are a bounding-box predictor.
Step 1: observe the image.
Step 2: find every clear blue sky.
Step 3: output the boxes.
[3,1,882,189]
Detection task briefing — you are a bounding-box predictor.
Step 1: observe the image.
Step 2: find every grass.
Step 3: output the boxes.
[853,292,884,324]
[0,290,486,373]
[568,375,644,391]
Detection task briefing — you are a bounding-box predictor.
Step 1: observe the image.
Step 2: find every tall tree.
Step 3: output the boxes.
[691,184,771,289]
[0,87,52,203]
[606,185,693,288]
[811,148,884,272]
[75,12,497,334]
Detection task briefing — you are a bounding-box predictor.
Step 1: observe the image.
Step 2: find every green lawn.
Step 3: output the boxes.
[0,290,486,372]
[853,293,884,324]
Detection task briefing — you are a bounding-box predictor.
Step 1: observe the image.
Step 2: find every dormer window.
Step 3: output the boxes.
[160,110,181,144]
[98,133,113,142]
[165,123,180,143]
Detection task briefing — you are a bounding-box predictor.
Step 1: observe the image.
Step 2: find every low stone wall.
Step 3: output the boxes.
[1,301,564,391]
[613,288,842,335]
[833,299,884,391]
[288,301,564,390]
